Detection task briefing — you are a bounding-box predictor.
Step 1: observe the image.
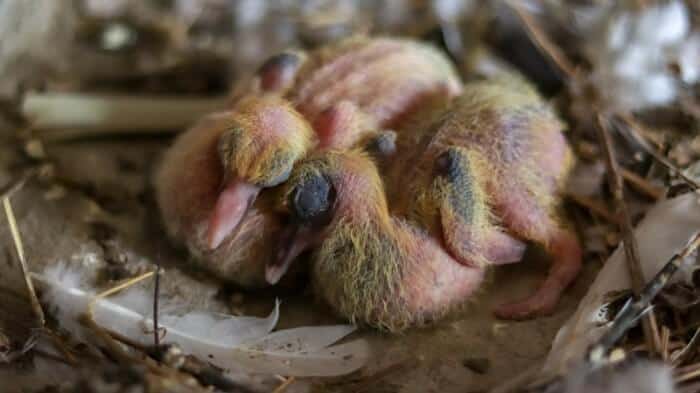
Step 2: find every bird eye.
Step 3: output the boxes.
[289,173,335,224]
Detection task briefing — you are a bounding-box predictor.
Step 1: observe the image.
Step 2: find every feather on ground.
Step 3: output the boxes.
[542,193,700,377]
[32,263,369,377]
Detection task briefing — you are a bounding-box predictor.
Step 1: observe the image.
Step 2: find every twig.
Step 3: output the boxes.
[566,192,621,225]
[3,189,45,326]
[673,327,700,365]
[596,113,660,353]
[508,2,577,79]
[662,326,671,361]
[42,329,79,366]
[615,114,700,191]
[677,362,700,383]
[596,114,646,289]
[106,329,252,393]
[87,271,155,319]
[32,348,74,365]
[588,232,700,364]
[619,167,665,200]
[153,264,162,347]
[21,92,227,140]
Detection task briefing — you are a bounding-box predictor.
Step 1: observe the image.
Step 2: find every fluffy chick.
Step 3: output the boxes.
[274,150,485,332]
[273,74,582,329]
[393,73,582,319]
[154,97,311,286]
[156,36,461,286]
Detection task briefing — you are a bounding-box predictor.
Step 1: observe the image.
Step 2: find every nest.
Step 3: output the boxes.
[1,1,700,392]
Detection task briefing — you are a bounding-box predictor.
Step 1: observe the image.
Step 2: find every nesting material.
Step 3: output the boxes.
[35,262,369,377]
[543,193,700,377]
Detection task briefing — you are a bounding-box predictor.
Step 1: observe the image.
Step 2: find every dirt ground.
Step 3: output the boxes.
[0,133,598,392]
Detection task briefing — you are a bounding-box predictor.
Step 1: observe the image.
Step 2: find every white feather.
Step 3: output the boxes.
[32,265,369,377]
[542,193,700,378]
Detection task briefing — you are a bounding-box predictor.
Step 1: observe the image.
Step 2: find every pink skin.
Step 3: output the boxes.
[266,225,318,285]
[491,187,583,319]
[396,222,484,318]
[207,178,261,249]
[206,39,462,253]
[270,153,484,324]
[155,112,283,287]
[488,126,582,319]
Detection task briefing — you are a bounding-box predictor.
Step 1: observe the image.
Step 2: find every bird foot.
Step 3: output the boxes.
[493,229,582,320]
[493,285,562,320]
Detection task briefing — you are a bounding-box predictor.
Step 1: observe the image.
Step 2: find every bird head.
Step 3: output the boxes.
[265,149,389,284]
[208,95,314,249]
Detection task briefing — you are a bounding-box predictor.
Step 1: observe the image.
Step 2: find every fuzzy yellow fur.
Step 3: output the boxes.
[219,95,314,186]
[289,73,578,329]
[287,150,483,332]
[404,73,574,257]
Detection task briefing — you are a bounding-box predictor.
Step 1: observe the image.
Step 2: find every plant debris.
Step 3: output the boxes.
[1,1,700,392]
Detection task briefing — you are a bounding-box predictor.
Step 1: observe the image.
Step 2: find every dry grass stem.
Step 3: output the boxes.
[619,167,665,200]
[21,92,228,140]
[508,2,576,79]
[596,113,661,354]
[3,187,45,326]
[566,192,621,225]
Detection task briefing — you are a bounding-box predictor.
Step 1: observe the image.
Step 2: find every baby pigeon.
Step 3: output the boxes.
[272,73,582,330]
[155,36,462,286]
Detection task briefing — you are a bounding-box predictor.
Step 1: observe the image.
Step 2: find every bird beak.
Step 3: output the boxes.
[266,223,318,285]
[206,178,261,250]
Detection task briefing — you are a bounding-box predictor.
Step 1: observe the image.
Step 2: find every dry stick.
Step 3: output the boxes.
[106,328,252,393]
[21,92,228,141]
[153,264,162,347]
[42,329,80,366]
[588,232,700,364]
[503,0,658,383]
[672,327,700,365]
[83,271,155,365]
[616,114,700,191]
[619,167,665,200]
[79,274,217,390]
[596,113,662,354]
[679,370,700,384]
[83,271,252,392]
[509,2,577,79]
[87,271,156,317]
[3,188,45,327]
[565,192,621,225]
[83,316,209,391]
[662,326,672,361]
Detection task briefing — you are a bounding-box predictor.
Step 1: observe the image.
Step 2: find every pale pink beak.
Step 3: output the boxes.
[206,178,261,250]
[266,224,317,285]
